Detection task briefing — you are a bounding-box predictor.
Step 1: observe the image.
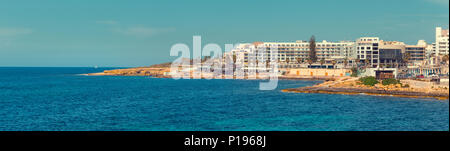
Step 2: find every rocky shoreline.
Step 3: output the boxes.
[282,77,449,100]
[85,65,449,100]
[85,67,172,78]
[85,66,336,81]
[282,87,449,100]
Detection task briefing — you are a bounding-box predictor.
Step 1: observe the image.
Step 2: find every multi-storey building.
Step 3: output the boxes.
[378,41,405,68]
[356,37,429,67]
[356,37,380,68]
[263,40,355,61]
[405,40,426,62]
[230,40,356,69]
[435,27,449,55]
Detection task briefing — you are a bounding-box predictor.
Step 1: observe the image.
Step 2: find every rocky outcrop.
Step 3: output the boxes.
[282,77,449,100]
[283,87,449,100]
[88,67,171,78]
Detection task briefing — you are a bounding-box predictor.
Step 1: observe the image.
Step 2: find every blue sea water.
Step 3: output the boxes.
[0,67,448,131]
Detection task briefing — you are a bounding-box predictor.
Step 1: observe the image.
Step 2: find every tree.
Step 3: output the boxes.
[351,67,358,77]
[232,54,237,72]
[364,59,370,68]
[307,59,313,67]
[343,58,349,68]
[443,54,449,64]
[202,56,211,63]
[286,58,290,64]
[331,60,337,69]
[320,58,325,68]
[296,58,302,64]
[355,58,360,68]
[309,35,317,63]
[402,52,411,67]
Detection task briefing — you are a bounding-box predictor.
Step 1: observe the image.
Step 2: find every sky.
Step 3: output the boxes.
[0,0,448,67]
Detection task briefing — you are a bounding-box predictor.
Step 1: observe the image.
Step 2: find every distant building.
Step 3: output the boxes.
[425,42,435,58]
[356,37,380,68]
[231,40,356,69]
[405,40,427,62]
[435,27,449,55]
[378,41,405,68]
[223,27,446,73]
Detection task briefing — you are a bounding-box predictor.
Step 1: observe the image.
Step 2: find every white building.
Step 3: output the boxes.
[229,40,356,69]
[435,27,449,55]
[356,37,380,68]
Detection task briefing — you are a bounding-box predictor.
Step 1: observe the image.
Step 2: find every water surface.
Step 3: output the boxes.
[0,67,448,131]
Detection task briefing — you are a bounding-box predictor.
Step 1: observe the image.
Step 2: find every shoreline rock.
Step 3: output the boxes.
[85,65,449,100]
[282,78,449,100]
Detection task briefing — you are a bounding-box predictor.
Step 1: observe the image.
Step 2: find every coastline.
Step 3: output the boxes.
[85,68,449,100]
[84,68,336,80]
[282,77,449,100]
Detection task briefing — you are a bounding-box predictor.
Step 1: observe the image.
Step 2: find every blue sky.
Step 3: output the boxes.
[0,0,448,67]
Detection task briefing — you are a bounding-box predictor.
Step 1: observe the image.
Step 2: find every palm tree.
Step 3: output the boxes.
[320,58,325,68]
[442,54,449,64]
[296,58,302,64]
[307,59,313,68]
[331,60,337,69]
[402,52,411,67]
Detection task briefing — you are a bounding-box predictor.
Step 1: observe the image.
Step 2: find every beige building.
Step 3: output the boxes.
[288,68,352,77]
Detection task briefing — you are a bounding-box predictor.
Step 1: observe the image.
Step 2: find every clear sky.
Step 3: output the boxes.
[0,0,448,67]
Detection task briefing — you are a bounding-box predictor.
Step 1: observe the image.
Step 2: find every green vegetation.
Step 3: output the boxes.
[359,76,379,86]
[382,78,401,85]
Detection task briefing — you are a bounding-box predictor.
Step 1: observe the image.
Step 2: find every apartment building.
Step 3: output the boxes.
[405,41,426,62]
[356,37,380,68]
[230,40,356,69]
[435,27,449,55]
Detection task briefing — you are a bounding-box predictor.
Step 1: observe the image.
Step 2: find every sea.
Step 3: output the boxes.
[0,67,448,131]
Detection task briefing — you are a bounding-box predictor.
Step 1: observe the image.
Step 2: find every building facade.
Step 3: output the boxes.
[435,27,449,55]
[230,40,356,69]
[405,45,426,62]
[356,37,380,68]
